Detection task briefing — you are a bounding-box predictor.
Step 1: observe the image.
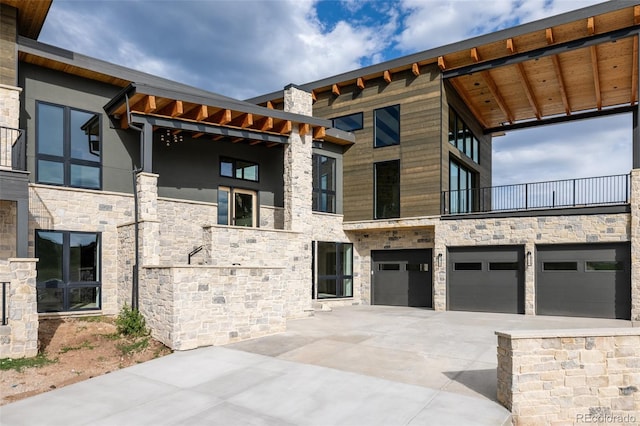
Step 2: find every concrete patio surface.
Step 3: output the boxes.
[0,306,631,426]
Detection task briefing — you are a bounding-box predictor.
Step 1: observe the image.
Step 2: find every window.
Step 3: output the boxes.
[332,112,363,132]
[218,187,257,227]
[448,107,479,163]
[220,157,259,182]
[543,262,578,271]
[36,102,101,189]
[454,262,482,271]
[586,261,624,271]
[489,262,520,271]
[449,160,476,214]
[375,160,400,219]
[35,231,100,312]
[374,105,400,147]
[312,154,336,213]
[313,242,353,299]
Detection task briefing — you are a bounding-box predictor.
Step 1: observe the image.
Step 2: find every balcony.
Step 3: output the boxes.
[442,174,631,217]
[0,126,25,171]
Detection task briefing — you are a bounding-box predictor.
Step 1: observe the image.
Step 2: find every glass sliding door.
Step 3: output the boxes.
[218,186,257,227]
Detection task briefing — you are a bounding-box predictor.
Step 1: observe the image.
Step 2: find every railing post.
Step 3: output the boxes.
[2,282,7,326]
[525,184,528,210]
[573,178,576,207]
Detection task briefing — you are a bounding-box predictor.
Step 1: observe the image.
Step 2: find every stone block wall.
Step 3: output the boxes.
[29,185,134,315]
[0,258,38,358]
[434,212,630,313]
[497,329,640,425]
[140,265,287,350]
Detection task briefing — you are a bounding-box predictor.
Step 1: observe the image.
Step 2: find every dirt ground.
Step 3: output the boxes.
[0,317,172,406]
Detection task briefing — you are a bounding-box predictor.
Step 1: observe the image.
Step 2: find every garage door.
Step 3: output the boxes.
[448,246,524,314]
[372,249,432,307]
[537,243,631,319]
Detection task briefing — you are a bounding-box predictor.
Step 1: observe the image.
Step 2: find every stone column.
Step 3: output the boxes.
[282,85,314,317]
[631,169,640,322]
[432,222,447,311]
[524,243,535,315]
[136,172,160,266]
[0,258,39,358]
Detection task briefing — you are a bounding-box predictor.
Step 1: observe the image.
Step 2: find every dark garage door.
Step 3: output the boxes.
[448,246,524,314]
[537,243,631,319]
[372,249,432,307]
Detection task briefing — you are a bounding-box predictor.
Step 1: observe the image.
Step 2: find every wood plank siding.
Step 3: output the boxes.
[313,65,491,221]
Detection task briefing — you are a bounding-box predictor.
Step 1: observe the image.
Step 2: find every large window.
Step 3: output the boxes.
[35,230,101,312]
[36,102,101,189]
[332,112,363,132]
[220,157,259,182]
[375,160,400,219]
[448,107,479,163]
[449,160,476,214]
[218,187,257,227]
[312,154,336,213]
[374,105,400,147]
[314,242,353,299]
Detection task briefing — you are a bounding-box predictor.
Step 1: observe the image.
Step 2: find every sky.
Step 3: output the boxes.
[38,0,632,186]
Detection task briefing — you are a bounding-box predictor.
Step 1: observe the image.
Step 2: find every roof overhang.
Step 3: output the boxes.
[1,0,52,39]
[248,1,640,134]
[106,83,355,146]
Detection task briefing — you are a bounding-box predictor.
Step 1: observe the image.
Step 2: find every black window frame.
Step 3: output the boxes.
[374,159,400,219]
[219,156,260,182]
[331,112,363,132]
[448,107,480,164]
[35,230,101,313]
[312,241,354,299]
[373,104,400,148]
[312,154,337,213]
[449,159,476,214]
[35,101,102,190]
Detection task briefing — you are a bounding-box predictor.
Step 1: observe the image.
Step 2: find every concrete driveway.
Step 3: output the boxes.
[0,306,630,426]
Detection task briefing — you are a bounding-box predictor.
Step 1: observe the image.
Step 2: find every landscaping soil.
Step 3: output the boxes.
[0,317,172,406]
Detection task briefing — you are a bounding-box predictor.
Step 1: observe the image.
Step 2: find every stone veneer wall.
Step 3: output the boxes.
[433,212,630,313]
[497,328,640,425]
[29,184,134,315]
[140,266,287,350]
[0,258,38,358]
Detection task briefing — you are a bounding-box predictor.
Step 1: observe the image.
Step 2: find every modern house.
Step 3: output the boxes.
[1,0,640,358]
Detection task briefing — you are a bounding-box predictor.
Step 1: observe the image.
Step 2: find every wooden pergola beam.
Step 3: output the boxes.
[266,101,274,109]
[274,120,292,134]
[480,70,514,124]
[412,63,420,76]
[249,140,262,146]
[192,132,205,139]
[207,109,232,125]
[313,126,326,139]
[230,113,253,128]
[357,77,365,90]
[507,38,541,119]
[311,90,317,102]
[635,5,640,25]
[546,28,571,115]
[437,56,446,70]
[587,18,602,110]
[231,137,244,143]
[182,104,208,121]
[132,95,156,114]
[299,123,310,136]
[254,116,273,131]
[212,135,225,141]
[158,100,183,117]
[332,84,340,96]
[383,70,392,83]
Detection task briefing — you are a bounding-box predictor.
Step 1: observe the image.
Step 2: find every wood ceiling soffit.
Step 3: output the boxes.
[357,77,365,90]
[313,126,326,139]
[207,108,232,125]
[633,36,639,105]
[412,63,420,76]
[383,70,392,83]
[507,38,541,119]
[254,116,273,131]
[470,47,514,124]
[449,78,488,128]
[230,113,253,128]
[299,123,311,136]
[274,120,292,134]
[332,84,341,96]
[635,6,640,25]
[546,28,571,115]
[588,18,602,110]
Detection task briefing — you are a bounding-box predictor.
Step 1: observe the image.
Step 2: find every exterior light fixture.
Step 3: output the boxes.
[437,253,443,267]
[526,251,532,267]
[159,128,184,146]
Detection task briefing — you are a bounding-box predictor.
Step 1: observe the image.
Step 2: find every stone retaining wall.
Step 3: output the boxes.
[140,265,287,350]
[497,329,640,425]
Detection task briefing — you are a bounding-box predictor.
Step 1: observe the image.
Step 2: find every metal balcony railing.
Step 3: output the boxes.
[442,173,631,215]
[1,126,25,170]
